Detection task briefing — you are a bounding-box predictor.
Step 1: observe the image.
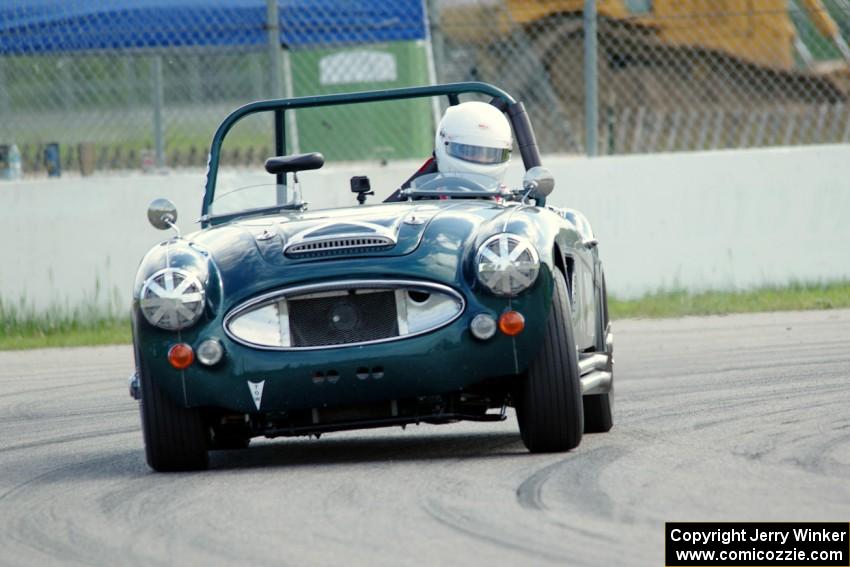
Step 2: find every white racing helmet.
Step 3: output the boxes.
[434,101,513,182]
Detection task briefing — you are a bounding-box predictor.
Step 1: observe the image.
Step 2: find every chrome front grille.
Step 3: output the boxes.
[288,290,399,347]
[224,280,465,350]
[285,236,393,257]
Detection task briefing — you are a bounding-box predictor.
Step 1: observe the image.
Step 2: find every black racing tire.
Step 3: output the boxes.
[517,269,584,452]
[583,271,614,433]
[139,366,209,472]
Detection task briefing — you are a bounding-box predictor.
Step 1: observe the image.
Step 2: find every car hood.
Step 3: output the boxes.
[184,200,527,306]
[239,203,443,261]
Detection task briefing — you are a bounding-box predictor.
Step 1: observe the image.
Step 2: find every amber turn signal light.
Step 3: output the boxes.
[168,343,194,369]
[498,310,525,336]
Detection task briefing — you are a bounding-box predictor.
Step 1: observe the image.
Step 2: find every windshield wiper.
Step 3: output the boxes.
[200,202,307,225]
[400,189,498,199]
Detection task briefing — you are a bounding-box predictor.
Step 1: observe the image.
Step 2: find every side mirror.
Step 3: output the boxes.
[522,166,555,200]
[147,198,178,230]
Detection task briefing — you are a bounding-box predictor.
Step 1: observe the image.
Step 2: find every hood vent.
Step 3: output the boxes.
[284,221,397,258]
[286,235,394,257]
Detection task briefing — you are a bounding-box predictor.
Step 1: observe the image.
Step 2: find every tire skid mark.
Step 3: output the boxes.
[621,381,849,427]
[0,426,137,454]
[0,459,129,565]
[418,443,624,565]
[516,458,567,511]
[422,496,578,565]
[7,505,105,567]
[0,451,177,567]
[709,357,850,376]
[516,446,625,540]
[514,467,615,545]
[625,351,850,376]
[620,377,849,407]
[0,463,76,503]
[779,430,850,477]
[409,435,590,564]
[0,375,123,400]
[5,402,135,423]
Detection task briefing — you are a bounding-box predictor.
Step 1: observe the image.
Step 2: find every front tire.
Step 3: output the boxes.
[517,269,583,452]
[139,366,209,472]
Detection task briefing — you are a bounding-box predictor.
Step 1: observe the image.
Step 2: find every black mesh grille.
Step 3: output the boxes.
[288,291,398,347]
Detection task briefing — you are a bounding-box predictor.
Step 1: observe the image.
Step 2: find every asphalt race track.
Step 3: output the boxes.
[1,309,848,566]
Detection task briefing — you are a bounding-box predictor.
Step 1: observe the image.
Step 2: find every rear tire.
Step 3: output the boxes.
[517,269,583,452]
[583,270,614,433]
[139,366,209,472]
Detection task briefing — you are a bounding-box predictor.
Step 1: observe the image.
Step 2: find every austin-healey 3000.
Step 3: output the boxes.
[129,82,614,471]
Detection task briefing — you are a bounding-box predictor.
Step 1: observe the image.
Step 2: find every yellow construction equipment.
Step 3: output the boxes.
[504,0,848,70]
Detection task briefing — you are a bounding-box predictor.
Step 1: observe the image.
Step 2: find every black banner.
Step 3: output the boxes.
[666,522,850,566]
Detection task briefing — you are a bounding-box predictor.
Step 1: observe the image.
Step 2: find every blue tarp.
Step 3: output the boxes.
[0,0,427,54]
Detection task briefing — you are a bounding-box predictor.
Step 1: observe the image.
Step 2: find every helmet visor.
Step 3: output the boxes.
[445,142,511,165]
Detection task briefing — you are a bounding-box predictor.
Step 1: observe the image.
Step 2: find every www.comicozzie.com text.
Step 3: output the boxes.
[670,527,848,546]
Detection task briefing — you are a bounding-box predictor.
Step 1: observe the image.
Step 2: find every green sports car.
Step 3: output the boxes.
[129,82,614,471]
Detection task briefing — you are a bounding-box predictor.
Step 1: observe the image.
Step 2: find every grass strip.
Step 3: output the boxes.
[609,281,850,319]
[2,282,849,350]
[0,297,130,351]
[0,318,131,351]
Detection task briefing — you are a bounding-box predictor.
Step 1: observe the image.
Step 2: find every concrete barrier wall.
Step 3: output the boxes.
[552,145,850,297]
[2,144,848,314]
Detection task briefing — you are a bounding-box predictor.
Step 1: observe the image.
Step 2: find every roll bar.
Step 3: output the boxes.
[201,82,544,224]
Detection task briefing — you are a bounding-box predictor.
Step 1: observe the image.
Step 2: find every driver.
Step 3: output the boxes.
[385,101,513,201]
[434,100,513,181]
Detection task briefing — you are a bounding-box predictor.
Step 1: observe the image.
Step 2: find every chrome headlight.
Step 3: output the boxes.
[140,268,205,330]
[475,234,540,296]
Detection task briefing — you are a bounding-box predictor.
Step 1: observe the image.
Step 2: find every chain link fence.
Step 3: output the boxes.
[1,0,849,176]
[0,1,434,175]
[436,0,850,155]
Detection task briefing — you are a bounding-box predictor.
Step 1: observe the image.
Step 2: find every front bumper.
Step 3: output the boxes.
[134,272,553,415]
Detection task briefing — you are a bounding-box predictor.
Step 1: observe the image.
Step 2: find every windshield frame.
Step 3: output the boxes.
[201,82,544,228]
[402,171,506,200]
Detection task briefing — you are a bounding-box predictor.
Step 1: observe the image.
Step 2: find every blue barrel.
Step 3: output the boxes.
[0,144,12,179]
[0,145,9,179]
[44,143,61,177]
